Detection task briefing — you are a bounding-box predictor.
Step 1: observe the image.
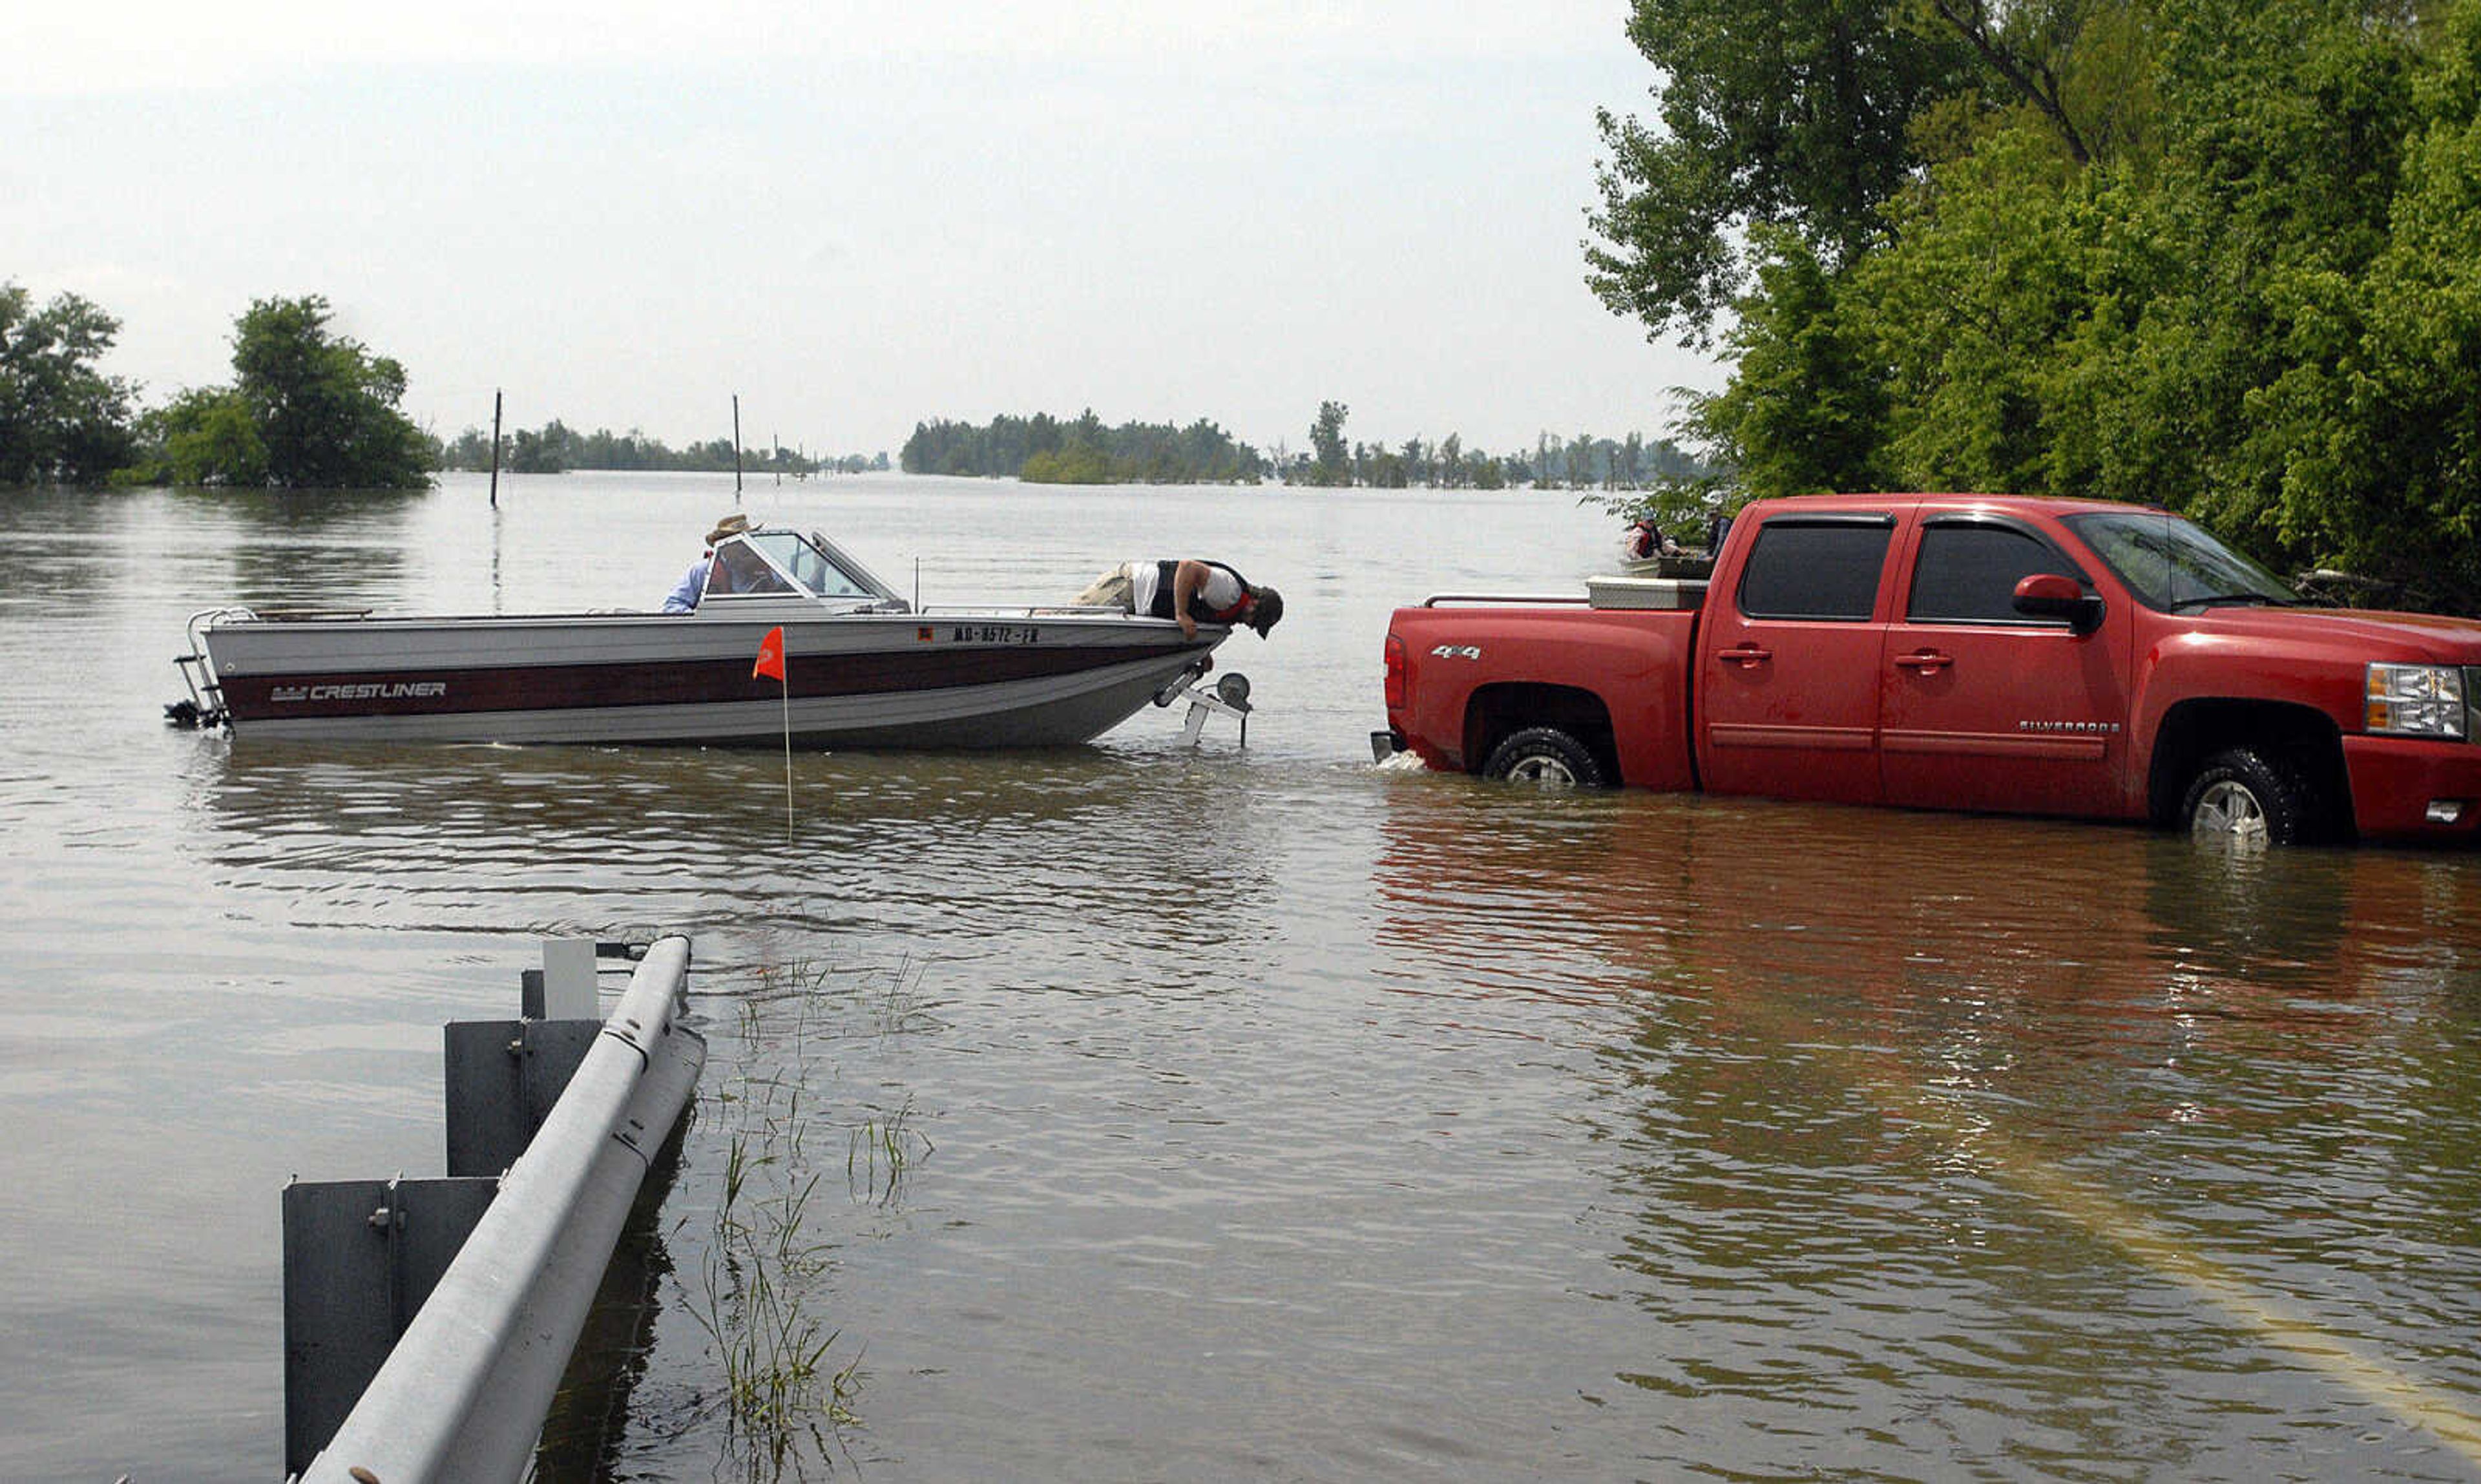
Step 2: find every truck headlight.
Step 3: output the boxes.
[2366,663,2467,738]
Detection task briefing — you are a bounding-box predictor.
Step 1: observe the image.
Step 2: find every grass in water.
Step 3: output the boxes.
[678,955,943,1477]
[848,1093,933,1207]
[682,996,861,1478]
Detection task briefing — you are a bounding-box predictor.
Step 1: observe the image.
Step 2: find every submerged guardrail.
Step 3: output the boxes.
[286,935,705,1483]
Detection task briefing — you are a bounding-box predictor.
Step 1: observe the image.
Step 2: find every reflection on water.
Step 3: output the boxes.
[191,737,1283,993]
[1372,786,2481,1476]
[1374,780,2481,1052]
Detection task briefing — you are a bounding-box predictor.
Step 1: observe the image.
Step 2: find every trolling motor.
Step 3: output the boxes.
[1153,662,1254,747]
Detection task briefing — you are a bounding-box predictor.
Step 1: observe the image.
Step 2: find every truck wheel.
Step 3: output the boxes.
[2180,746,2314,847]
[1481,727,1607,788]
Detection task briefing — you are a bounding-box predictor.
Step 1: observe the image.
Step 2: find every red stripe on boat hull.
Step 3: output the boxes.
[220,644,1186,722]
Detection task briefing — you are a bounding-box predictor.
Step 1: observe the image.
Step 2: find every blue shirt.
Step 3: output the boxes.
[662,556,710,614]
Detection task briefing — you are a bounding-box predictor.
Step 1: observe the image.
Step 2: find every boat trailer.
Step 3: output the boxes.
[1155,664,1255,746]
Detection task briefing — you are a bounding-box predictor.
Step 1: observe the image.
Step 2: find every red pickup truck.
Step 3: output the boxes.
[1374,492,2481,846]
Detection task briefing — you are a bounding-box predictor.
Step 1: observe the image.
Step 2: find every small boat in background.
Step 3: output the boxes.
[1616,551,1717,580]
[1617,512,1719,580]
[170,525,1230,749]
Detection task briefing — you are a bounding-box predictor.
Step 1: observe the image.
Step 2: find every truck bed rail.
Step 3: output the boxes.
[1421,593,1591,607]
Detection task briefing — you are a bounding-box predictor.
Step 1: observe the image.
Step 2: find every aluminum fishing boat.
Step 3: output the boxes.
[170,525,1231,748]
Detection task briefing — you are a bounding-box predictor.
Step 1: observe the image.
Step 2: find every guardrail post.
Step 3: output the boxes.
[444,1019,600,1178]
[282,1176,501,1477]
[284,935,702,1483]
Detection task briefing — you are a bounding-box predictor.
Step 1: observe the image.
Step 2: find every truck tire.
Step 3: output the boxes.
[1481,727,1607,788]
[2180,746,2315,847]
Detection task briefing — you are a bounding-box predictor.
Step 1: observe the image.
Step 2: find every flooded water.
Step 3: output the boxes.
[6,472,2481,1481]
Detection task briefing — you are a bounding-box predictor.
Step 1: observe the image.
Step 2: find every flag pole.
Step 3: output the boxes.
[752,624,793,841]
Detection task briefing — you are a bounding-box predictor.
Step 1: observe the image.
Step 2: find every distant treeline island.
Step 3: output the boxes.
[0,284,1711,492]
[433,422,888,477]
[899,401,1711,490]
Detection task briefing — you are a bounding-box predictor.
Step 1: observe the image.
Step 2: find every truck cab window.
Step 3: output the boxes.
[1737,519,1894,621]
[1908,524,2082,623]
[2061,509,2298,612]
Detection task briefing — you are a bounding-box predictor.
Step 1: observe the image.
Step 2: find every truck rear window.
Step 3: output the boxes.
[1738,519,1893,621]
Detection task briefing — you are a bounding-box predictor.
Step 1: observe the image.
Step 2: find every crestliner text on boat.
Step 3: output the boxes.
[170,525,1240,749]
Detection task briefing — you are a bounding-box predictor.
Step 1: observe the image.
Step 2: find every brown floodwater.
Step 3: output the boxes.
[3,474,2478,1481]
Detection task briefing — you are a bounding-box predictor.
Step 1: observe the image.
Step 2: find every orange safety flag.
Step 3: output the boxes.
[752,625,786,681]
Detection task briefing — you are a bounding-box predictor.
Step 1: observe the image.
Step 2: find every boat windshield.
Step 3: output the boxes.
[705,538,797,599]
[2060,508,2303,612]
[709,531,899,605]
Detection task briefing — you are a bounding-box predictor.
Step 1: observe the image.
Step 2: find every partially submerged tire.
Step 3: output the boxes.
[2180,746,2316,848]
[1481,726,1606,788]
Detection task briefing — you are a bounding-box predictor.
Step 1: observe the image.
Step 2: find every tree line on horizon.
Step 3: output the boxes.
[434,421,888,477]
[5,278,1705,499]
[901,410,1264,485]
[1591,0,2481,612]
[902,401,1714,491]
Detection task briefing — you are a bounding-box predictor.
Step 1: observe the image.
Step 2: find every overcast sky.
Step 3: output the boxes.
[6,1,1721,461]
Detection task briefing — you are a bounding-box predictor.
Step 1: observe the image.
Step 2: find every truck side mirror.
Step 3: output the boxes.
[2013,572,2104,634]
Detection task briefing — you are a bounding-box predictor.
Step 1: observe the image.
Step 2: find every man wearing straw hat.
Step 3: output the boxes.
[661,513,752,612]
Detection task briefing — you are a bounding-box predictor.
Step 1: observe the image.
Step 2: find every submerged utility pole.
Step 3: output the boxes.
[732,394,743,502]
[488,390,503,509]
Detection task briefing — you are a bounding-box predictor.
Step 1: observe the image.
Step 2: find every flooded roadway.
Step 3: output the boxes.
[3,474,2478,1480]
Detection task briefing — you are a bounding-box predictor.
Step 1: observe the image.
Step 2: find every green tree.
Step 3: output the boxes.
[147,387,268,486]
[231,295,430,489]
[439,426,495,469]
[1307,401,1352,486]
[1845,127,2102,496]
[1613,236,1898,533]
[506,419,578,474]
[1629,0,2481,609]
[1022,444,1114,483]
[0,284,138,485]
[901,409,1261,483]
[1584,0,2146,347]
[1585,0,1982,344]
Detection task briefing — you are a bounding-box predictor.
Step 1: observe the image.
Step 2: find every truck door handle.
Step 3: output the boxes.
[1896,649,1954,673]
[1718,645,1772,668]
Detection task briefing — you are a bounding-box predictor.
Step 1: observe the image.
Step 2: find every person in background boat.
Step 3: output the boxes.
[1072,559,1284,642]
[1625,515,1679,563]
[662,514,751,612]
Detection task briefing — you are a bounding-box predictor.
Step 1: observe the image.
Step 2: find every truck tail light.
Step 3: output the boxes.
[1384,632,1407,710]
